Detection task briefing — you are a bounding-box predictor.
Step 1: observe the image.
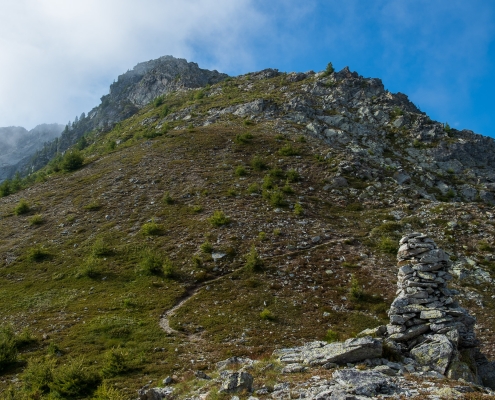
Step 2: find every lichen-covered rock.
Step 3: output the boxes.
[218,371,253,393]
[410,334,454,374]
[332,369,397,397]
[138,386,174,400]
[275,337,382,366]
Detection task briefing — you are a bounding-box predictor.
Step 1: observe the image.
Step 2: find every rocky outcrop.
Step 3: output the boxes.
[385,233,495,387]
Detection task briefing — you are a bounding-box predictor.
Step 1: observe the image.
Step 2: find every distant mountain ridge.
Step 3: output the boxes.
[0,123,64,181]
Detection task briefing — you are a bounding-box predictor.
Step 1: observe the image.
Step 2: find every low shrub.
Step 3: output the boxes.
[92,382,127,400]
[235,133,253,144]
[287,169,300,182]
[29,214,44,225]
[0,326,17,371]
[200,241,213,253]
[21,356,56,396]
[251,155,267,171]
[49,357,100,398]
[245,246,264,273]
[269,190,286,207]
[101,347,130,378]
[294,203,303,216]
[162,192,174,205]
[141,220,163,236]
[92,237,113,257]
[259,308,275,321]
[139,249,163,276]
[14,199,30,215]
[377,236,399,255]
[209,211,230,227]
[163,258,177,279]
[76,257,101,279]
[349,275,364,301]
[235,166,247,177]
[278,143,299,156]
[27,246,52,262]
[61,150,84,172]
[83,201,101,211]
[324,329,339,343]
[247,183,260,194]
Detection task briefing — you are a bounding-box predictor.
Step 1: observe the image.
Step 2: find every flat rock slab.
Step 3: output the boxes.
[275,337,382,366]
[332,369,397,397]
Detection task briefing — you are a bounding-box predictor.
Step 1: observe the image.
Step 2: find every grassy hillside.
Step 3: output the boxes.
[1,72,495,398]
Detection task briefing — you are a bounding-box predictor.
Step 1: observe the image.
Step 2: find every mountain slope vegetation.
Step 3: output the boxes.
[1,61,495,398]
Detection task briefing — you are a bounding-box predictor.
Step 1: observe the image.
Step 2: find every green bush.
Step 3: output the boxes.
[162,192,174,205]
[287,169,300,182]
[141,220,163,236]
[163,258,177,279]
[377,236,399,255]
[294,203,303,216]
[324,329,339,343]
[245,246,264,273]
[259,308,275,321]
[262,175,275,191]
[61,150,84,172]
[101,347,129,378]
[278,143,299,156]
[92,237,112,257]
[153,95,164,107]
[27,246,52,262]
[250,155,267,171]
[21,356,56,395]
[49,357,100,398]
[14,199,30,215]
[191,204,203,213]
[444,122,451,132]
[76,257,101,279]
[349,275,364,301]
[281,180,294,194]
[235,165,247,177]
[200,241,213,253]
[0,326,17,371]
[29,214,44,226]
[92,382,127,400]
[84,201,101,211]
[247,183,260,194]
[0,179,12,197]
[269,167,284,178]
[209,211,230,227]
[139,249,163,276]
[269,190,286,207]
[235,133,254,144]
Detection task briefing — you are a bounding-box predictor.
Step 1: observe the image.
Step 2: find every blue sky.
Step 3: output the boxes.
[0,0,494,138]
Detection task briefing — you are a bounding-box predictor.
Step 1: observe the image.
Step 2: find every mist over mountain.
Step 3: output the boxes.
[0,123,64,181]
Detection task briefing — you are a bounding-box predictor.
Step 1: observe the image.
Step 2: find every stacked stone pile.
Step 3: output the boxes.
[387,232,477,349]
[385,232,495,385]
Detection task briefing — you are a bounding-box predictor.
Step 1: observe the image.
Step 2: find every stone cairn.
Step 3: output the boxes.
[386,232,487,381]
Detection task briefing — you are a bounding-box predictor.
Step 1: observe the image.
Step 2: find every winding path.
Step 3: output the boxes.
[158,238,342,334]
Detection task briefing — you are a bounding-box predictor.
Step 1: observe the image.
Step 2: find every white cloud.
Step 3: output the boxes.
[0,0,266,129]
